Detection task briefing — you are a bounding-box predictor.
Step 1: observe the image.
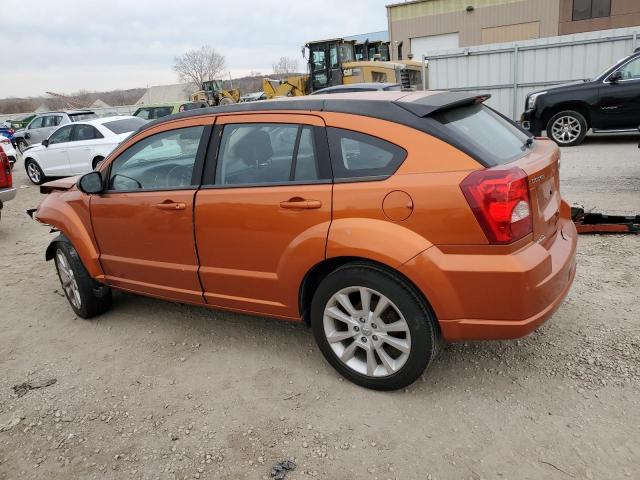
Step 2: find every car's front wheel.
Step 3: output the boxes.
[53,240,112,319]
[24,159,46,185]
[546,110,588,146]
[311,263,441,390]
[16,138,28,153]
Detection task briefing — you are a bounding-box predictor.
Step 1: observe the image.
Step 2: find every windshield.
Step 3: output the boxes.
[433,104,531,165]
[592,56,629,81]
[103,117,147,134]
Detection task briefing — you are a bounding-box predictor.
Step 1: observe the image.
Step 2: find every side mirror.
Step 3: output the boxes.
[42,139,49,147]
[77,171,104,194]
[610,70,623,83]
[25,132,31,139]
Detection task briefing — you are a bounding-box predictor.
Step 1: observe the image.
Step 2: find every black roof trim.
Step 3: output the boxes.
[134,92,496,167]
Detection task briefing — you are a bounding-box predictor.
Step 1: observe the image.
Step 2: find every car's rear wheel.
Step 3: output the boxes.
[54,241,112,319]
[311,263,440,390]
[546,110,588,146]
[16,139,28,153]
[25,159,45,185]
[92,156,104,170]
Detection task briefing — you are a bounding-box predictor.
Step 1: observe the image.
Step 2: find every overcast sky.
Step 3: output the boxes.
[0,0,392,98]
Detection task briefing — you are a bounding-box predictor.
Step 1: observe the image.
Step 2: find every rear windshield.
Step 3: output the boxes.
[70,112,98,122]
[102,117,147,134]
[433,104,530,165]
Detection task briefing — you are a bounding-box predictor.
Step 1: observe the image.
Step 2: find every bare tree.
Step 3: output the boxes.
[272,57,299,76]
[173,46,226,88]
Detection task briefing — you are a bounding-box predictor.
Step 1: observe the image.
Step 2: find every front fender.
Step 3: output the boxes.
[36,189,104,279]
[326,218,432,268]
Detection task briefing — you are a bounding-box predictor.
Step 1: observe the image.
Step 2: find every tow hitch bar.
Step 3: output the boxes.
[572,206,640,234]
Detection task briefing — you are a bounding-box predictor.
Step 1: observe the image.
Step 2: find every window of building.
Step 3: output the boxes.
[573,0,611,21]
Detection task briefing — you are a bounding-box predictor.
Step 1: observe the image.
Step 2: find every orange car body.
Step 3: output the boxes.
[34,91,577,341]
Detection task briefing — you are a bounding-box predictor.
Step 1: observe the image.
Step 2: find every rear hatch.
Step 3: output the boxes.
[513,139,561,247]
[426,97,561,247]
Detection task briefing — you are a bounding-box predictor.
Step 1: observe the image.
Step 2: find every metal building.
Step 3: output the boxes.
[387,0,640,60]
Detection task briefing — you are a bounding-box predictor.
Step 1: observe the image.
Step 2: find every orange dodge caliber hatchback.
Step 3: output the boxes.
[32,91,577,390]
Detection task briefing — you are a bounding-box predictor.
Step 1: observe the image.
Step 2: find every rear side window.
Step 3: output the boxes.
[215,123,319,186]
[327,128,406,180]
[433,104,529,165]
[103,118,147,134]
[73,124,103,141]
[44,115,62,127]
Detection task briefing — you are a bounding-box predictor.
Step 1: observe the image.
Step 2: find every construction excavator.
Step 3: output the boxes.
[263,38,424,99]
[190,80,241,106]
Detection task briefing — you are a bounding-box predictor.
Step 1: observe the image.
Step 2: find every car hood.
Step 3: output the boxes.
[40,176,80,193]
[23,143,43,153]
[528,79,591,97]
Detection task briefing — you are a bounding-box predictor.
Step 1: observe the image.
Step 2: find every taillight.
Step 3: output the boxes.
[0,145,12,188]
[460,166,532,244]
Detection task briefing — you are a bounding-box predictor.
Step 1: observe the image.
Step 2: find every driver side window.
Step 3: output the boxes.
[108,126,204,192]
[29,117,44,129]
[618,57,640,80]
[49,125,73,145]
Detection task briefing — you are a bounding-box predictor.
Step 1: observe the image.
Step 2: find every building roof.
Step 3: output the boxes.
[344,30,389,44]
[91,99,111,108]
[136,83,192,105]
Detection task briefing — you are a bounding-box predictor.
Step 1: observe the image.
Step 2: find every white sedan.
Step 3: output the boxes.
[23,116,147,185]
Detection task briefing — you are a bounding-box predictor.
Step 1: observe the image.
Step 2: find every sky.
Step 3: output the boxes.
[0,0,391,98]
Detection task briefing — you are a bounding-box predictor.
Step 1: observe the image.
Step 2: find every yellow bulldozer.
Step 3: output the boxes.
[191,79,241,106]
[262,38,424,99]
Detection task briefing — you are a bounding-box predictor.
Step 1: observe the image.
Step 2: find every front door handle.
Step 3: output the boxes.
[280,198,322,210]
[155,202,186,211]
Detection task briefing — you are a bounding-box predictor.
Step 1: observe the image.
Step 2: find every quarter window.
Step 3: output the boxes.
[108,126,204,191]
[215,123,319,186]
[327,128,406,179]
[48,125,73,145]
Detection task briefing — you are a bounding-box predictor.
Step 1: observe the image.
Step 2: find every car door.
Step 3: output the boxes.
[194,114,332,319]
[598,56,640,130]
[25,116,45,144]
[67,124,104,174]
[90,123,210,304]
[40,125,73,175]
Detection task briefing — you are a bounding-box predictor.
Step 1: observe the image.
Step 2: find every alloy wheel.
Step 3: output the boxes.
[323,286,411,378]
[56,250,81,309]
[551,115,581,144]
[26,163,41,183]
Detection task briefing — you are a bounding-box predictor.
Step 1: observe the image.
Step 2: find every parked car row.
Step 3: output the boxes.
[22,116,147,184]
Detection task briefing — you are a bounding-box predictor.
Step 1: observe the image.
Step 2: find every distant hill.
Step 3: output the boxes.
[0,72,307,115]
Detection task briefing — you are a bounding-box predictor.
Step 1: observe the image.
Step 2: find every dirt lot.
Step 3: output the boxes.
[1,135,639,480]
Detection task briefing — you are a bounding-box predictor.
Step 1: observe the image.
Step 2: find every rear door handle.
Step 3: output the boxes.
[155,202,186,211]
[280,198,322,210]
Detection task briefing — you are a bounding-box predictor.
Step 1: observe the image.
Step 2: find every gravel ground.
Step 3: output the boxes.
[1,136,639,480]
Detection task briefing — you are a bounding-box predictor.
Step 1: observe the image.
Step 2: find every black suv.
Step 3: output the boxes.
[521,49,640,146]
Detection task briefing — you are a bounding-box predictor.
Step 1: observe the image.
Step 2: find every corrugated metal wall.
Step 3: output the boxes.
[424,27,640,119]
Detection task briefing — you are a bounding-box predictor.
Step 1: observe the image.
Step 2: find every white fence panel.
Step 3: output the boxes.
[425,27,640,119]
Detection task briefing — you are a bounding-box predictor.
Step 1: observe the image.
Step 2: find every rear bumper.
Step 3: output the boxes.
[0,187,16,204]
[399,214,577,341]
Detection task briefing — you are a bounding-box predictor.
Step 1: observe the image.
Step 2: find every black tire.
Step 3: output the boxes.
[16,138,28,153]
[24,158,46,185]
[310,262,441,390]
[92,156,104,170]
[53,240,112,319]
[546,110,588,147]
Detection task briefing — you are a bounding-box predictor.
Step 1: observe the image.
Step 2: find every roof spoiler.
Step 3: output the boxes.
[396,92,491,117]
